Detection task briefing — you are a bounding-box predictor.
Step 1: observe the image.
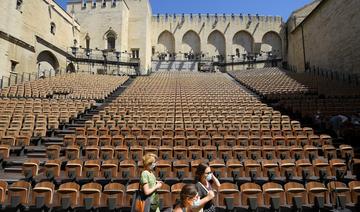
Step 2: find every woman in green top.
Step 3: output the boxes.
[140,153,164,212]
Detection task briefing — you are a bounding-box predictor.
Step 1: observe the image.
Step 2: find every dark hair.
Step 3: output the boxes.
[195,163,209,183]
[180,184,198,208]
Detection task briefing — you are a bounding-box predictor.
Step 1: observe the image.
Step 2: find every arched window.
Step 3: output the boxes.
[73,39,78,47]
[236,48,240,57]
[50,22,56,35]
[85,34,90,49]
[82,0,87,8]
[107,33,116,51]
[16,0,23,10]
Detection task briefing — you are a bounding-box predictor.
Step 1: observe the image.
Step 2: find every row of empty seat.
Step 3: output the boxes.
[0,73,129,100]
[1,180,360,211]
[228,68,312,100]
[0,71,359,211]
[0,98,95,138]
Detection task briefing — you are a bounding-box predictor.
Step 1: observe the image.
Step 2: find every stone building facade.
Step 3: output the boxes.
[0,0,80,79]
[287,0,360,81]
[0,0,358,78]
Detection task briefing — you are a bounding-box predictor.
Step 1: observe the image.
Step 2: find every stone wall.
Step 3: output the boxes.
[151,14,284,62]
[287,0,360,76]
[0,0,80,77]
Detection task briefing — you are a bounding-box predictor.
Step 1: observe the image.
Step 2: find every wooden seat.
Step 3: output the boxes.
[44,159,61,179]
[349,181,360,205]
[284,182,307,209]
[83,160,101,179]
[262,160,279,180]
[157,183,172,210]
[295,159,314,180]
[327,181,351,209]
[65,159,83,179]
[313,159,331,180]
[240,183,263,211]
[155,160,172,181]
[173,160,190,180]
[262,182,285,210]
[65,145,80,160]
[101,159,119,179]
[102,183,125,210]
[244,159,261,179]
[329,159,347,179]
[306,182,328,209]
[8,181,31,208]
[188,145,202,160]
[46,145,61,160]
[114,145,129,161]
[171,183,185,206]
[209,159,227,179]
[119,159,137,179]
[32,181,55,208]
[23,159,40,179]
[218,183,241,210]
[0,145,10,161]
[56,182,80,209]
[100,145,114,160]
[80,183,102,210]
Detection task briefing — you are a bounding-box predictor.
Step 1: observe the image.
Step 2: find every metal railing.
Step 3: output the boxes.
[0,69,64,89]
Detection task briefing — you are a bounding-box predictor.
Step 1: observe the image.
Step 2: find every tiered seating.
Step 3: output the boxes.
[279,97,360,119]
[229,68,312,100]
[0,72,359,211]
[0,180,359,211]
[0,73,129,100]
[0,98,94,139]
[229,68,360,120]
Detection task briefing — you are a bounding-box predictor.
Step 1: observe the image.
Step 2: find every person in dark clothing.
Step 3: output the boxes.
[193,163,220,212]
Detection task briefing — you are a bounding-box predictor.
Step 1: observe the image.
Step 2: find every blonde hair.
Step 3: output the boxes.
[143,153,158,167]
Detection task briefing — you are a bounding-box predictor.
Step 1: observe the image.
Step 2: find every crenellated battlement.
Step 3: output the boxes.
[67,0,124,10]
[152,13,283,24]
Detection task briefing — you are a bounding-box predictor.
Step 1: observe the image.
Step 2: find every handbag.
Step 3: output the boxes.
[131,185,151,212]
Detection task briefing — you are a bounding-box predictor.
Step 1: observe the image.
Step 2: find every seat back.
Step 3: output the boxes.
[349,181,360,205]
[296,159,314,179]
[80,183,102,209]
[327,181,351,208]
[218,183,241,210]
[262,182,285,209]
[173,160,190,180]
[46,145,61,159]
[119,160,137,179]
[240,183,263,210]
[157,184,172,210]
[65,159,83,179]
[101,160,119,179]
[102,183,125,210]
[45,159,61,179]
[83,160,101,179]
[209,159,227,179]
[284,182,307,208]
[32,181,55,208]
[171,183,185,206]
[156,160,172,181]
[8,181,31,207]
[227,159,244,179]
[244,160,262,178]
[0,181,8,204]
[56,182,80,209]
[22,159,40,179]
[306,182,328,208]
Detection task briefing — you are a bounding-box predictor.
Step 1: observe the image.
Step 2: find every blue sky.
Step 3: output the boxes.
[55,0,313,20]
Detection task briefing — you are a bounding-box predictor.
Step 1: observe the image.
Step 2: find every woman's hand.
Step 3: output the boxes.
[211,174,221,188]
[155,181,164,189]
[206,190,215,200]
